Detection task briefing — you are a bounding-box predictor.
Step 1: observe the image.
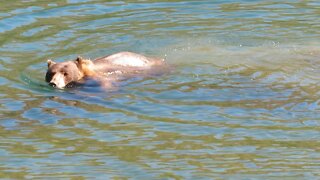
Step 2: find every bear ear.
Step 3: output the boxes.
[47,59,56,68]
[75,56,84,64]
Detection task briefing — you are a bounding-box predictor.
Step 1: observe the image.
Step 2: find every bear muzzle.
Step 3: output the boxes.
[48,73,66,89]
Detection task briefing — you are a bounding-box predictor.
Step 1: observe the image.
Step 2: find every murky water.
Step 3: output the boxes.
[1,0,320,179]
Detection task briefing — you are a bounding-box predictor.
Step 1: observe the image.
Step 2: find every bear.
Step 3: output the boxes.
[45,51,166,89]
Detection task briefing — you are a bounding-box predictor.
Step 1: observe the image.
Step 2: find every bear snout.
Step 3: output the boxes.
[48,73,66,89]
[49,82,57,87]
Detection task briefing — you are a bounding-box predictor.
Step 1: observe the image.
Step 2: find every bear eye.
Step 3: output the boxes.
[64,72,68,76]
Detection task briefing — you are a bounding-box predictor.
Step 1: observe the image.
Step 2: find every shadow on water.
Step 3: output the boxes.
[1,0,320,179]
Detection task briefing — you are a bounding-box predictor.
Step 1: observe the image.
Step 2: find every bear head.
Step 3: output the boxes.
[45,57,95,89]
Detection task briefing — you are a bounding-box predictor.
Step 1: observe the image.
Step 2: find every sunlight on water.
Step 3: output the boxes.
[0,0,320,179]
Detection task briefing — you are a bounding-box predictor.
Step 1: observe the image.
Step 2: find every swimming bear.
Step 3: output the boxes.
[45,51,166,89]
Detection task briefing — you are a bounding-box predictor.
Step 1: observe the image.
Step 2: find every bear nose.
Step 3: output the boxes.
[49,82,56,87]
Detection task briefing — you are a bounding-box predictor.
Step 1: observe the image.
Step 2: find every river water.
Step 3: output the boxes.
[0,0,320,179]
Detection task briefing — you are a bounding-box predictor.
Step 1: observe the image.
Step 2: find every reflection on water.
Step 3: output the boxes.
[1,0,320,179]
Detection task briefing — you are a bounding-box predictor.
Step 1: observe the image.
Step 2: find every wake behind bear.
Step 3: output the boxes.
[45,52,166,89]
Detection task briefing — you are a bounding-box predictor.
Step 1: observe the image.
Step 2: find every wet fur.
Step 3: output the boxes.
[45,52,166,89]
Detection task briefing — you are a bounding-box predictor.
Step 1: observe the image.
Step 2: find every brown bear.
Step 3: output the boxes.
[45,52,166,89]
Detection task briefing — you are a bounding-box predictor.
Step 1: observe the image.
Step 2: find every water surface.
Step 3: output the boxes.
[0,0,320,179]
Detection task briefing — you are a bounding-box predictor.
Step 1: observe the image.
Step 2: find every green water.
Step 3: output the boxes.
[0,0,320,179]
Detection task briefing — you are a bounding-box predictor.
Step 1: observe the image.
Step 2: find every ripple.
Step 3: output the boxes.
[1,0,320,179]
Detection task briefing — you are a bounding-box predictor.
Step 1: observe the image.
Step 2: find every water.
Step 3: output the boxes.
[1,0,320,179]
